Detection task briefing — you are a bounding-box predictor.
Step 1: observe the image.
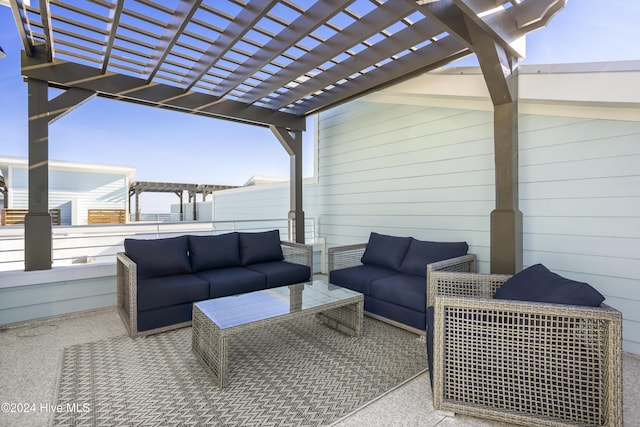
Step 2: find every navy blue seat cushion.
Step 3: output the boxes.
[194,267,266,298]
[367,297,426,330]
[189,233,240,272]
[125,236,191,279]
[370,274,427,313]
[361,232,411,271]
[239,230,284,266]
[329,264,397,295]
[137,302,194,332]
[399,238,469,276]
[246,261,311,288]
[493,263,605,307]
[136,274,209,312]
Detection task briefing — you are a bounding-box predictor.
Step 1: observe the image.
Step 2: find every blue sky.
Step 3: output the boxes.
[1,0,639,212]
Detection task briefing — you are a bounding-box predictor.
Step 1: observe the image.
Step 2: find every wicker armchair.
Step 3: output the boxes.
[427,271,623,427]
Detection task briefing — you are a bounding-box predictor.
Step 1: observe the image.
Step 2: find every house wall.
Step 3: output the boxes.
[311,101,494,270]
[307,98,640,354]
[1,159,132,225]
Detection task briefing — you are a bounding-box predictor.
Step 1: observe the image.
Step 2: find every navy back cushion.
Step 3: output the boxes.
[493,263,605,307]
[399,238,469,276]
[239,230,284,266]
[189,233,240,272]
[124,236,191,279]
[361,232,412,271]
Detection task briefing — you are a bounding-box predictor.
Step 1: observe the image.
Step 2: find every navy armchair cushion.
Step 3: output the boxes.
[493,264,605,307]
[239,230,284,266]
[124,236,191,279]
[361,232,411,271]
[399,238,469,276]
[189,233,240,272]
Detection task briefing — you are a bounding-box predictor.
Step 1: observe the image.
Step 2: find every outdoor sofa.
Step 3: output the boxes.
[328,232,476,333]
[427,265,623,427]
[117,230,312,338]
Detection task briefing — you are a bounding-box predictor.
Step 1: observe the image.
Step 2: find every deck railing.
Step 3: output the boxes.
[0,218,316,271]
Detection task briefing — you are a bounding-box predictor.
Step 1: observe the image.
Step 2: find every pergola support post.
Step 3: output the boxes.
[467,20,523,274]
[24,78,95,271]
[25,79,52,271]
[270,125,305,244]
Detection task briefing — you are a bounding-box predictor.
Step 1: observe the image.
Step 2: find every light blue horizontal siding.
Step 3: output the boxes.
[304,99,640,353]
[518,114,640,353]
[0,277,116,325]
[310,100,494,272]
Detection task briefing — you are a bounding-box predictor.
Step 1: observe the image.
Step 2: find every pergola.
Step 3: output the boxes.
[8,0,566,271]
[129,180,238,221]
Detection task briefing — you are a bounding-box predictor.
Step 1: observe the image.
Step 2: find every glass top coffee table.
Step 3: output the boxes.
[192,280,364,388]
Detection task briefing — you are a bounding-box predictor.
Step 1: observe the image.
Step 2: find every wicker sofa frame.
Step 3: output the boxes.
[328,243,476,334]
[428,271,623,427]
[117,241,313,338]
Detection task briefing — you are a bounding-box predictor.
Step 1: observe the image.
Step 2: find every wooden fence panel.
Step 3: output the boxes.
[1,209,61,226]
[87,209,127,225]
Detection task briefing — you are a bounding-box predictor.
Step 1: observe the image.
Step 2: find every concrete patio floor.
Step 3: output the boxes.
[1,307,638,427]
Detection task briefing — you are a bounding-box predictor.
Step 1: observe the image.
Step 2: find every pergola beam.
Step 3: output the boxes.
[101,0,125,74]
[38,0,55,61]
[22,46,306,131]
[268,18,461,112]
[288,36,469,116]
[9,0,33,56]
[144,0,204,83]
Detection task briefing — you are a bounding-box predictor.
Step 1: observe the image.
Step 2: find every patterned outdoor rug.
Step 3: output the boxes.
[51,316,427,426]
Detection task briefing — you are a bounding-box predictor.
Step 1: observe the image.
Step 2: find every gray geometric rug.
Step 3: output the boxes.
[51,316,427,426]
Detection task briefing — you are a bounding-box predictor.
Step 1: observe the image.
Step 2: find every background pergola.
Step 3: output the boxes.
[129,181,238,221]
[8,0,566,271]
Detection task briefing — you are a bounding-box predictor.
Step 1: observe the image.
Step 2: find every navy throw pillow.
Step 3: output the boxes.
[493,264,605,307]
[361,232,412,271]
[399,238,469,276]
[124,236,191,280]
[188,233,240,272]
[239,230,284,266]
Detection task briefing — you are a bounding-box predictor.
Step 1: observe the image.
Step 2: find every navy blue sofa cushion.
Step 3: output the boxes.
[189,233,240,272]
[370,274,427,313]
[493,263,605,307]
[194,267,266,298]
[239,230,284,266]
[361,232,412,271]
[246,261,311,288]
[125,236,191,279]
[329,264,397,295]
[399,238,468,276]
[137,274,209,311]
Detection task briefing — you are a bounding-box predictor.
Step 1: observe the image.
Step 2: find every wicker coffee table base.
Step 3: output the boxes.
[192,297,363,389]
